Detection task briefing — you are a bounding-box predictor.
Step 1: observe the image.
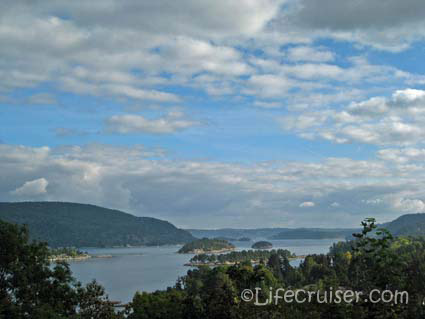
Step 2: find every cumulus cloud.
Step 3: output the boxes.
[105,112,198,134]
[0,0,423,106]
[2,143,422,227]
[377,148,425,163]
[280,0,425,51]
[287,46,335,62]
[10,178,48,197]
[0,0,276,100]
[243,74,294,98]
[280,88,425,146]
[2,1,425,228]
[392,197,425,213]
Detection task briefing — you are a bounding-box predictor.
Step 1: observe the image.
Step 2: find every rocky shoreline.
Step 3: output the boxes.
[49,254,113,262]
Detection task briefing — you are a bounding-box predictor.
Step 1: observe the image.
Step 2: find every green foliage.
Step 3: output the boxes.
[5,213,425,318]
[0,220,123,319]
[131,218,425,319]
[178,238,235,253]
[0,202,195,247]
[190,249,294,265]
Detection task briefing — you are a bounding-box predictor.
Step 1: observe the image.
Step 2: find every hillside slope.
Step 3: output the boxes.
[384,213,425,236]
[0,202,195,247]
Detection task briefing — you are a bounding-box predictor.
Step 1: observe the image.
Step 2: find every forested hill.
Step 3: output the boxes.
[383,213,425,236]
[0,202,195,248]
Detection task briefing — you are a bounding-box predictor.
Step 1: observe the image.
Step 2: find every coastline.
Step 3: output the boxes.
[179,247,236,254]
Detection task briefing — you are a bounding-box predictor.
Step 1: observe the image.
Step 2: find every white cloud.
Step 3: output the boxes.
[299,201,315,207]
[244,74,294,98]
[279,0,425,51]
[378,148,425,163]
[0,0,278,100]
[11,178,48,197]
[280,88,425,146]
[0,0,423,109]
[392,197,425,213]
[105,112,198,134]
[1,143,425,227]
[287,46,335,62]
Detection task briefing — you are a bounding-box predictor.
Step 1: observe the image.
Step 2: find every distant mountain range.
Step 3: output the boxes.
[187,227,360,240]
[0,202,195,248]
[188,213,425,240]
[3,201,425,248]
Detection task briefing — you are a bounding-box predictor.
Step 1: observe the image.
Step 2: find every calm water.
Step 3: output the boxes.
[68,238,340,303]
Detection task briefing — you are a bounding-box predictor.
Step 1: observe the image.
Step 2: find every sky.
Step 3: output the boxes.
[2,0,425,228]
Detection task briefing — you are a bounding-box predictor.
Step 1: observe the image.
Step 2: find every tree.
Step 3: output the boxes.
[0,220,122,319]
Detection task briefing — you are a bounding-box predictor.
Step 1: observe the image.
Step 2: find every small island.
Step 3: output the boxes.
[178,238,235,254]
[186,249,302,267]
[251,241,273,249]
[48,247,112,262]
[48,247,91,262]
[237,237,251,242]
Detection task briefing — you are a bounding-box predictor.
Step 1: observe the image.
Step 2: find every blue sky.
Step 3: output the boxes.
[1,0,425,228]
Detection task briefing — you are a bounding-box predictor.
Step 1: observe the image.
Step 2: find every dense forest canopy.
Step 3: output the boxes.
[129,218,425,319]
[0,202,195,248]
[4,209,425,318]
[0,220,124,318]
[189,249,295,265]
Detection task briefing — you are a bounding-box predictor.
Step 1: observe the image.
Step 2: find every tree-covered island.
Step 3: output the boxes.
[251,240,273,249]
[186,248,300,266]
[48,247,91,262]
[48,247,113,262]
[177,238,235,254]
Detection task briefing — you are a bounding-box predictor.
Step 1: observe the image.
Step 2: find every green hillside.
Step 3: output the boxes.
[384,213,425,236]
[0,202,195,248]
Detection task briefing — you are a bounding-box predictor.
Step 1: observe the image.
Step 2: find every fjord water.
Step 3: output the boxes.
[69,238,340,303]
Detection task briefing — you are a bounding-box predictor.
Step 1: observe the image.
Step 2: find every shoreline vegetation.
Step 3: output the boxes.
[48,254,114,262]
[5,213,425,318]
[184,255,307,267]
[185,248,302,267]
